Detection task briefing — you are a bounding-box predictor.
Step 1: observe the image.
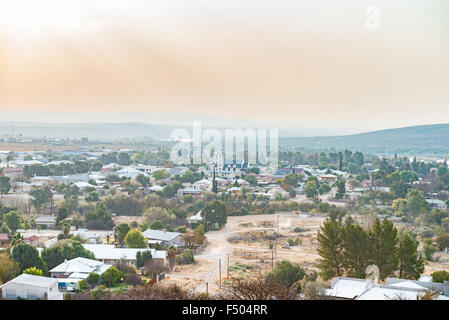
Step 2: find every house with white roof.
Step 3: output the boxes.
[82,244,166,266]
[49,257,111,279]
[326,276,449,300]
[0,274,62,300]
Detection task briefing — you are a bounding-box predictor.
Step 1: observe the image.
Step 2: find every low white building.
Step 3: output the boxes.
[82,244,167,266]
[35,215,56,228]
[326,277,449,300]
[0,274,62,300]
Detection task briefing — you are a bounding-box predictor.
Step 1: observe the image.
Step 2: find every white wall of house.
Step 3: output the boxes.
[1,282,60,300]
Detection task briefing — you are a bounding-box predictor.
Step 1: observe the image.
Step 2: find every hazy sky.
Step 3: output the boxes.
[0,0,448,130]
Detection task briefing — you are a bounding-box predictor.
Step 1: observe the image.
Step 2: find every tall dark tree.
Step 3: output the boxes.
[202,200,227,231]
[317,218,344,280]
[0,176,11,198]
[11,243,48,274]
[342,224,371,279]
[397,232,425,279]
[368,218,398,280]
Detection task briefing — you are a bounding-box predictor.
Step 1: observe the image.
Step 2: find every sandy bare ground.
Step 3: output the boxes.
[164,212,326,294]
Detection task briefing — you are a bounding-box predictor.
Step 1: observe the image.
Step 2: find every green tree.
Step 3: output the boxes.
[305,181,318,199]
[405,189,429,216]
[85,192,100,203]
[266,260,306,288]
[202,200,227,231]
[60,219,71,239]
[136,250,153,268]
[423,239,437,261]
[396,232,424,279]
[136,174,150,187]
[431,270,449,283]
[56,207,68,226]
[124,229,147,248]
[29,186,52,214]
[335,180,346,200]
[436,233,449,251]
[84,204,114,230]
[390,182,410,199]
[368,218,398,280]
[150,220,164,230]
[0,176,11,197]
[11,243,48,274]
[114,223,131,245]
[10,233,25,246]
[5,210,22,234]
[243,175,258,186]
[0,251,20,284]
[41,240,95,270]
[316,218,344,280]
[86,272,100,287]
[342,224,371,279]
[152,169,170,181]
[70,213,83,230]
[319,183,331,195]
[101,266,123,287]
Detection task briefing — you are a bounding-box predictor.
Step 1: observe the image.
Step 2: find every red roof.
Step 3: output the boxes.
[27,235,40,242]
[0,233,9,241]
[3,167,23,173]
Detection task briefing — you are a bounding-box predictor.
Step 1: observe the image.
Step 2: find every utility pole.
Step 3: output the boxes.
[274,214,280,260]
[271,250,274,270]
[206,282,209,295]
[227,253,230,279]
[219,258,222,287]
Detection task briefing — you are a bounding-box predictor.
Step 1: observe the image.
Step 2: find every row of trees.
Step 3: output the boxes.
[317,217,424,281]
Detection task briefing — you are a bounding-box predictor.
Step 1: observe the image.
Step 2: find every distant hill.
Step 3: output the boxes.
[2,121,449,156]
[0,122,177,140]
[280,123,449,156]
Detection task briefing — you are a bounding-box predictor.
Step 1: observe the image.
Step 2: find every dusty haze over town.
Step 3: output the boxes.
[1,0,449,131]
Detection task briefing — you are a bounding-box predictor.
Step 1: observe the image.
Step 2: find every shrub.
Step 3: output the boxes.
[287,238,301,246]
[23,267,43,276]
[293,227,309,233]
[175,249,194,265]
[423,239,437,261]
[420,228,435,239]
[436,233,449,251]
[150,220,164,230]
[86,272,100,287]
[431,270,449,283]
[90,288,106,300]
[125,273,143,286]
[101,267,123,287]
[266,260,306,288]
[177,226,187,233]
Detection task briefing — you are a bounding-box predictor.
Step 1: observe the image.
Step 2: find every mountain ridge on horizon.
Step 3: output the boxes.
[1,120,449,156]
